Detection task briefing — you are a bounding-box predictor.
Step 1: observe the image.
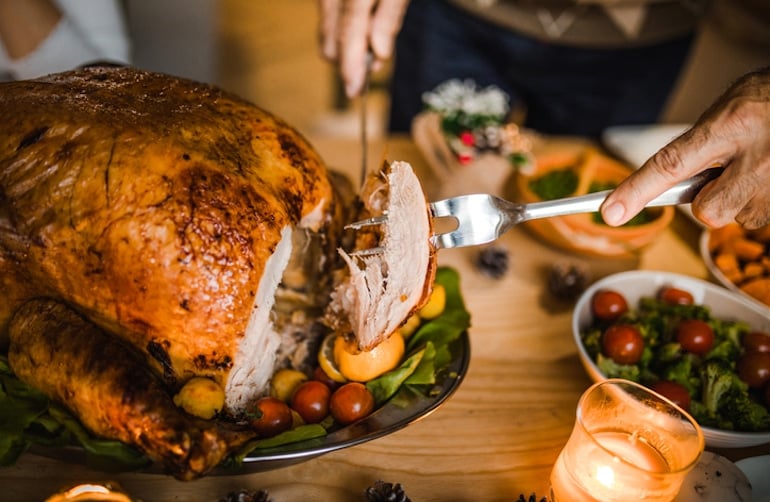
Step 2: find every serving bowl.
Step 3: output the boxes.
[699,223,770,312]
[572,270,770,448]
[510,145,674,258]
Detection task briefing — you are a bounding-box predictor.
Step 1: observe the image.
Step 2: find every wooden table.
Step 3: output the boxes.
[3,135,767,501]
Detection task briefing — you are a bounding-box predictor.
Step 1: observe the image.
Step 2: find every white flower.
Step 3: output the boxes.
[422,79,509,119]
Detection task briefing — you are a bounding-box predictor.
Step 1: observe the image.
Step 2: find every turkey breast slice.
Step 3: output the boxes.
[326,161,437,352]
[225,225,290,412]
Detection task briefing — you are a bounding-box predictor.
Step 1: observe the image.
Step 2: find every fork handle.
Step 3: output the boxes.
[521,167,724,221]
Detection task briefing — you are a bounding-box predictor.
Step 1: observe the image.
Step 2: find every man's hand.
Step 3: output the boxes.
[602,67,770,230]
[318,0,409,97]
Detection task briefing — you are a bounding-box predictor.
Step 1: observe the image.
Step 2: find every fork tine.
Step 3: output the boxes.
[345,213,388,230]
[429,199,455,218]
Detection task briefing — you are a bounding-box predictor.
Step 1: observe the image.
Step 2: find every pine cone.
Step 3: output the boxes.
[475,245,510,279]
[547,262,588,301]
[516,494,548,502]
[364,480,411,502]
[219,489,271,502]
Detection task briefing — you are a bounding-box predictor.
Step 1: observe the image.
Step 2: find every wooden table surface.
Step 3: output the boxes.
[3,135,768,502]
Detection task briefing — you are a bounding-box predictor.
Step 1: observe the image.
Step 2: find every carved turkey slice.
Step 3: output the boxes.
[325,161,437,352]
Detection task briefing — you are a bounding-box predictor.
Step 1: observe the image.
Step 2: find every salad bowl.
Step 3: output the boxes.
[572,270,770,448]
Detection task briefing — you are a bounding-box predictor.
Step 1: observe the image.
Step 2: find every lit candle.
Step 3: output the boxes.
[550,379,704,502]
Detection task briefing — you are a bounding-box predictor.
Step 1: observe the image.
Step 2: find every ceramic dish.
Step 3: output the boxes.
[572,270,770,448]
[736,454,770,501]
[510,145,674,257]
[699,224,770,313]
[601,124,690,169]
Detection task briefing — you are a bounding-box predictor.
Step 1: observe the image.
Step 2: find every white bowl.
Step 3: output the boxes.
[699,229,770,314]
[572,270,770,448]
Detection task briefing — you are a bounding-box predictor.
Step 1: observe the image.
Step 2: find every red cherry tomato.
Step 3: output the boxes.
[248,397,293,437]
[290,380,331,423]
[602,324,644,365]
[313,366,341,390]
[675,319,714,356]
[330,382,375,425]
[742,331,770,353]
[650,380,691,412]
[591,290,629,322]
[657,286,694,305]
[737,352,770,389]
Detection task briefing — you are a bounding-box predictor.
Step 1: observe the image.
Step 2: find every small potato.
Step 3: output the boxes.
[173,377,225,419]
[270,368,308,402]
[418,284,446,320]
[398,314,421,338]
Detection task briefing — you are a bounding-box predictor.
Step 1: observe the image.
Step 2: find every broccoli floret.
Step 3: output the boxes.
[662,355,700,396]
[597,354,640,382]
[701,360,746,416]
[581,328,602,358]
[724,393,770,432]
[704,338,741,363]
[656,342,683,363]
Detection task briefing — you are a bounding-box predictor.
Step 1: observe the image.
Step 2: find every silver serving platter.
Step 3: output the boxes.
[29,332,470,475]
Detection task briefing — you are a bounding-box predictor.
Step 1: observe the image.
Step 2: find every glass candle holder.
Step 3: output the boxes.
[550,379,704,502]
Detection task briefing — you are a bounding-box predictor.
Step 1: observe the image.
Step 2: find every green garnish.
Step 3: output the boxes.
[529,171,656,227]
[528,167,579,200]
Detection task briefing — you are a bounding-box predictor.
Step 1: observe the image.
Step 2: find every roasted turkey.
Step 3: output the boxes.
[0,66,436,479]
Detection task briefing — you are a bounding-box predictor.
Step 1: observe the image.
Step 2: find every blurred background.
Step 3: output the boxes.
[126,0,768,147]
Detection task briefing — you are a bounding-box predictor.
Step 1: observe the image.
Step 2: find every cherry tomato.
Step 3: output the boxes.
[676,319,714,356]
[591,290,629,322]
[602,324,644,365]
[248,397,293,437]
[742,331,770,353]
[737,352,770,389]
[330,382,375,425]
[650,380,691,412]
[290,380,331,423]
[313,366,341,390]
[657,286,694,305]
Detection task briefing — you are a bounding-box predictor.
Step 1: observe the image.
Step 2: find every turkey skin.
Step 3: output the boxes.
[0,66,436,479]
[0,66,337,415]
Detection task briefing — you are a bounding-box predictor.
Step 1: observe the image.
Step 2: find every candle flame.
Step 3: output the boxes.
[595,464,615,488]
[64,485,112,496]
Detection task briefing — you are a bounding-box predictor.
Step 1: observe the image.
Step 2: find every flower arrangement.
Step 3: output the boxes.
[421,79,534,171]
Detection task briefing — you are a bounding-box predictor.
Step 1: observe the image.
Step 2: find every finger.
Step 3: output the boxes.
[695,146,770,228]
[318,0,342,61]
[690,162,749,227]
[735,196,770,229]
[601,125,734,226]
[339,0,377,97]
[370,0,409,60]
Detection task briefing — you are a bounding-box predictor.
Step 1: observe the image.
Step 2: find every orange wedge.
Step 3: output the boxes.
[334,332,405,382]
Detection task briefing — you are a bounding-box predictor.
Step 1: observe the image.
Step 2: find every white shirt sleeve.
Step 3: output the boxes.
[0,0,131,80]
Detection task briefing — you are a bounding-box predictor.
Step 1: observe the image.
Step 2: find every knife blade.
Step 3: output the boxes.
[359,51,373,187]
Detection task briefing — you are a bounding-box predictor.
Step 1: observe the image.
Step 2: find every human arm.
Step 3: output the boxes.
[0,0,61,59]
[601,67,770,230]
[0,0,130,80]
[317,0,409,97]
